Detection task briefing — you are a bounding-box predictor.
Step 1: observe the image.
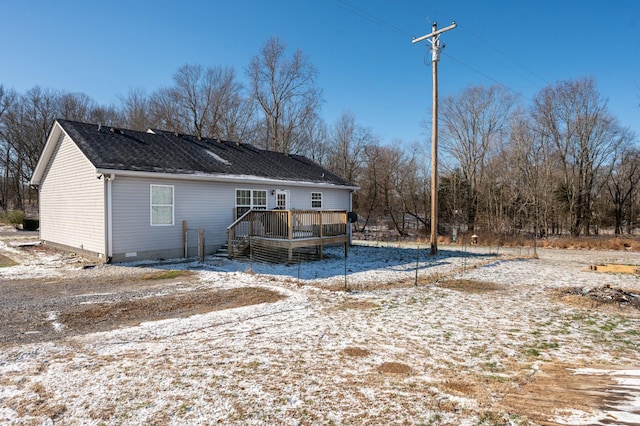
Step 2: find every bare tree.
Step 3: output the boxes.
[439,85,517,231]
[396,144,430,234]
[2,87,60,210]
[206,68,257,143]
[296,113,329,165]
[606,145,640,234]
[0,85,16,119]
[148,64,246,140]
[119,88,153,131]
[532,77,627,236]
[0,85,17,210]
[58,92,97,122]
[357,142,426,237]
[370,146,412,237]
[326,111,374,183]
[493,110,562,248]
[149,86,183,134]
[439,168,469,233]
[358,144,383,232]
[248,37,322,153]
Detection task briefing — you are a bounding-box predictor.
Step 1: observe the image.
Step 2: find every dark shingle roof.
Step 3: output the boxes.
[56,120,354,187]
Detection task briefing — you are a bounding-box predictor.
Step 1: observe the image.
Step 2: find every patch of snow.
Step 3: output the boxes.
[46,311,65,332]
[205,149,231,166]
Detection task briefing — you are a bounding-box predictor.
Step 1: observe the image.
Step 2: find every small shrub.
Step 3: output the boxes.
[2,210,25,228]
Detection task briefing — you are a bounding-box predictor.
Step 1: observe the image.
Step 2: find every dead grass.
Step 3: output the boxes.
[338,300,379,310]
[434,233,640,252]
[140,270,195,280]
[7,382,66,420]
[377,361,413,375]
[342,347,371,357]
[58,287,285,336]
[0,253,17,267]
[438,279,502,293]
[550,235,640,251]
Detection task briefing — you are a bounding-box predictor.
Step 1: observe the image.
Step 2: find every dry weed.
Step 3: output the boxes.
[338,300,379,310]
[0,253,17,267]
[140,270,194,280]
[438,279,502,293]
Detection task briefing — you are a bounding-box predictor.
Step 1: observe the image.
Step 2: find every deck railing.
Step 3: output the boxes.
[227,210,348,257]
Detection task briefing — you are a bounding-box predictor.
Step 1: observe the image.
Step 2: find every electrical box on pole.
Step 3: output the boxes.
[412,21,456,256]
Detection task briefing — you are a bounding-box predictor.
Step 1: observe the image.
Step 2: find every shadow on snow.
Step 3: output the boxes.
[173,244,499,281]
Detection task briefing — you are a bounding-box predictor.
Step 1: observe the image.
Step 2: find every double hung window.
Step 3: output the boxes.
[151,185,174,226]
[311,192,322,209]
[236,189,267,218]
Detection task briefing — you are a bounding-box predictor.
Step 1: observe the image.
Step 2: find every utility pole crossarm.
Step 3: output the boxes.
[412,22,457,44]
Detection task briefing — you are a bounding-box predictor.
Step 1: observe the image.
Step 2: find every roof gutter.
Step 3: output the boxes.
[95,168,359,191]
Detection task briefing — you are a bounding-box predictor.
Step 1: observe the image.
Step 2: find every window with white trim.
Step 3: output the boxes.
[235,189,267,218]
[311,192,322,208]
[151,185,174,226]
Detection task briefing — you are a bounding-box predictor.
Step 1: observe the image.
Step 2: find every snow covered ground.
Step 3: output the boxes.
[1,240,639,425]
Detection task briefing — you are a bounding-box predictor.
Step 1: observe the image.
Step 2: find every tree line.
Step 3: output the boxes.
[1,37,638,237]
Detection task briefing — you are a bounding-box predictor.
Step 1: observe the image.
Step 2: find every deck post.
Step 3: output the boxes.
[318,211,323,259]
[287,210,293,261]
[198,226,204,262]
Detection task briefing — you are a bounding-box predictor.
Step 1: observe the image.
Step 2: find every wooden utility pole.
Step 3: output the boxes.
[412,21,456,256]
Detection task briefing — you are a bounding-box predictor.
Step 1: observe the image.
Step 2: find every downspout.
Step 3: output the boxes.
[105,174,115,263]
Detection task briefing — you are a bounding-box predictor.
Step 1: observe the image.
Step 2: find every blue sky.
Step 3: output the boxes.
[1,0,639,145]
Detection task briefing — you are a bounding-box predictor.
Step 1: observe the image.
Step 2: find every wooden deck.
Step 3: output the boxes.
[227,210,349,261]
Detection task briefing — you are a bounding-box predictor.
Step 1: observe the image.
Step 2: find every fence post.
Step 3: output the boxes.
[183,220,188,258]
[415,243,419,286]
[198,226,204,262]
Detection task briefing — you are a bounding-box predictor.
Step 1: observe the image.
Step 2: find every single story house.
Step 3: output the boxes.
[30,119,357,262]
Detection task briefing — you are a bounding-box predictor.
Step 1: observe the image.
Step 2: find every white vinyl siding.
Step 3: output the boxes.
[111,179,274,258]
[38,133,105,255]
[150,185,174,225]
[288,187,349,210]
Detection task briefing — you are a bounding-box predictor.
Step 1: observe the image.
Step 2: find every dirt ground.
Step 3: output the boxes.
[0,253,283,345]
[1,238,639,425]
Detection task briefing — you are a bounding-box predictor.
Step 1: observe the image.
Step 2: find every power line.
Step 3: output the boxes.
[443,53,533,102]
[328,0,542,100]
[399,0,550,88]
[324,0,413,39]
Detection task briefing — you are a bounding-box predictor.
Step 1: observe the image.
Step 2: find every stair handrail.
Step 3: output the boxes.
[227,210,254,257]
[227,209,253,230]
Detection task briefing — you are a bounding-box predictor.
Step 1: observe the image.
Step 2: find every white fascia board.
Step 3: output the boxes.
[30,121,65,186]
[94,168,359,191]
